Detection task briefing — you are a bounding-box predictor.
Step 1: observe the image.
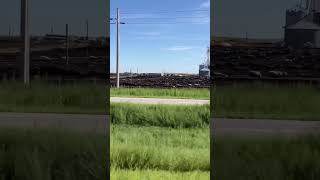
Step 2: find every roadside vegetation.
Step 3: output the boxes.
[111,126,209,171]
[0,128,107,180]
[111,87,209,99]
[110,103,210,179]
[110,92,210,178]
[213,134,320,180]
[213,83,320,120]
[111,103,210,128]
[0,81,107,114]
[1,81,319,121]
[111,169,209,180]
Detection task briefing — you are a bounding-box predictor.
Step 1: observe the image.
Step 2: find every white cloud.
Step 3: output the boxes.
[200,0,210,9]
[188,11,210,25]
[161,46,194,51]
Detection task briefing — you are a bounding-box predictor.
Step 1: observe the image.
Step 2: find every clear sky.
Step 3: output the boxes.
[0,0,107,36]
[110,0,210,74]
[212,0,298,39]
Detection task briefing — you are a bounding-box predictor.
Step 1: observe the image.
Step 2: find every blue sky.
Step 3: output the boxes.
[110,0,210,74]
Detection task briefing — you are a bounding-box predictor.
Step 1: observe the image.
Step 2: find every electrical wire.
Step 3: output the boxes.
[122,16,209,20]
[110,9,209,25]
[120,9,209,14]
[109,21,209,25]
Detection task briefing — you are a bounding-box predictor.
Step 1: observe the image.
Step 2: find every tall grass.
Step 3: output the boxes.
[213,134,320,180]
[111,88,209,99]
[0,81,107,114]
[111,169,209,180]
[213,83,320,120]
[111,126,209,172]
[112,125,209,149]
[111,103,210,128]
[0,128,107,180]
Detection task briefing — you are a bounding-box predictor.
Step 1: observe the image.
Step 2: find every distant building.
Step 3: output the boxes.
[199,47,210,78]
[284,0,320,48]
[199,65,210,78]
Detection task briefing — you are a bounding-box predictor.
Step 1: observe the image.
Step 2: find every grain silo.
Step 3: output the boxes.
[284,0,320,48]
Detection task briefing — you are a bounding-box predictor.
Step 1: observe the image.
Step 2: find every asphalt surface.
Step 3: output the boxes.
[111,97,209,105]
[0,113,319,136]
[212,118,320,137]
[0,113,108,133]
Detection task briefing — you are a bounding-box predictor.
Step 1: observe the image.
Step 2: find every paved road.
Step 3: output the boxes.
[111,97,209,105]
[0,113,109,133]
[0,113,319,136]
[212,118,320,136]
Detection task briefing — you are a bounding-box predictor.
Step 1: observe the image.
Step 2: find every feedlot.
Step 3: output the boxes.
[212,44,320,83]
[110,75,210,88]
[0,38,108,81]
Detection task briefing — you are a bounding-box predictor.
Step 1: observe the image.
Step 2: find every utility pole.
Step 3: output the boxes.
[21,0,30,85]
[116,8,120,88]
[86,19,89,58]
[110,8,125,88]
[86,19,89,40]
[9,26,11,39]
[66,24,69,65]
[245,31,248,42]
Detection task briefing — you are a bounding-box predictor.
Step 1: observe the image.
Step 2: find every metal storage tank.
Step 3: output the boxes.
[284,17,320,48]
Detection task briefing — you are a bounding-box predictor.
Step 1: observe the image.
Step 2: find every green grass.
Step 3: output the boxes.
[2,127,320,180]
[111,126,209,172]
[111,88,209,100]
[0,128,107,180]
[0,81,107,114]
[111,125,209,179]
[111,169,209,180]
[0,126,209,179]
[111,103,210,128]
[213,134,320,180]
[213,83,320,120]
[2,81,320,121]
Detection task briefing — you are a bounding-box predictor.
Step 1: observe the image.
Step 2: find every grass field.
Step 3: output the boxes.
[0,81,107,114]
[111,169,209,180]
[111,87,209,99]
[1,81,320,179]
[0,128,107,180]
[213,134,320,180]
[2,128,319,180]
[110,89,210,179]
[111,103,210,128]
[1,81,319,121]
[111,126,209,171]
[214,83,320,120]
[110,104,210,179]
[0,126,209,180]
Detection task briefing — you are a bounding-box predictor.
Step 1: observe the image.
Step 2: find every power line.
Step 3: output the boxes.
[110,18,209,25]
[120,9,209,14]
[121,16,209,20]
[123,22,209,25]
